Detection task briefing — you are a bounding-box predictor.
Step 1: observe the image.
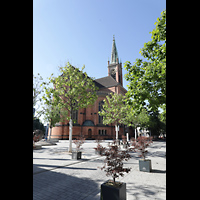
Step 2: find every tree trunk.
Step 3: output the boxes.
[115,124,119,140]
[69,118,73,152]
[48,120,52,140]
[135,126,137,139]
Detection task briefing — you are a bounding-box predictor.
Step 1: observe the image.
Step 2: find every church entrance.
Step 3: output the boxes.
[88,129,92,139]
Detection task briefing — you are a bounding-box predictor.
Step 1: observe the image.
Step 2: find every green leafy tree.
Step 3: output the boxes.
[41,91,61,139]
[147,110,166,137]
[124,10,166,123]
[99,93,150,139]
[33,73,44,119]
[33,118,45,134]
[42,62,98,152]
[124,106,149,138]
[98,93,127,140]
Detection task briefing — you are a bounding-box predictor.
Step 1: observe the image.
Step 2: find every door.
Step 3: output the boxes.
[88,129,92,139]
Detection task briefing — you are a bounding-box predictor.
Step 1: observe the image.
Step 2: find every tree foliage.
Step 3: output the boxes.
[99,93,149,131]
[41,62,98,151]
[33,73,44,119]
[42,63,98,124]
[33,118,45,133]
[124,106,149,129]
[124,10,166,122]
[100,140,131,184]
[98,93,127,126]
[131,136,153,160]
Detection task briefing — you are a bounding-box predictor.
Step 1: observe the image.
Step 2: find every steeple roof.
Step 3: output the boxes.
[110,35,119,64]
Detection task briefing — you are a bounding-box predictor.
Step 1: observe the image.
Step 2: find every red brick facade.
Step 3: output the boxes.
[51,86,129,140]
[50,37,134,140]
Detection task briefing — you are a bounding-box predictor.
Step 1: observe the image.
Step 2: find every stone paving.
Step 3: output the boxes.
[33,140,166,200]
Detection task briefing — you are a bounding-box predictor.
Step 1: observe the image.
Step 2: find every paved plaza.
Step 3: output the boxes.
[33,140,166,200]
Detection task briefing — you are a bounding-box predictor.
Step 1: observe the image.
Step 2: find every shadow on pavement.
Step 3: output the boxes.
[148,151,166,158]
[33,163,97,171]
[33,164,100,200]
[151,169,166,174]
[33,157,71,160]
[127,183,166,200]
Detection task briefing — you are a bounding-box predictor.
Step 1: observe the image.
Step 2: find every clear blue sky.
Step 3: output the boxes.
[33,0,166,91]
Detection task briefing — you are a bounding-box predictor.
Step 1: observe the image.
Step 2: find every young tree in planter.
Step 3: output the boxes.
[41,62,98,152]
[131,136,153,172]
[94,137,105,155]
[72,135,85,160]
[131,136,153,160]
[98,93,127,141]
[99,140,131,199]
[121,135,128,149]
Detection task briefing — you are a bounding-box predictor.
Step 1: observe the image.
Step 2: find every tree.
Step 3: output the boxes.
[99,93,150,139]
[33,73,44,119]
[100,140,131,185]
[124,10,166,122]
[33,118,45,134]
[124,106,149,139]
[147,110,166,137]
[41,91,61,140]
[98,93,127,140]
[42,62,98,152]
[131,136,153,160]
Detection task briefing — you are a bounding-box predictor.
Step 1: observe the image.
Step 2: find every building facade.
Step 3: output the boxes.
[50,36,133,140]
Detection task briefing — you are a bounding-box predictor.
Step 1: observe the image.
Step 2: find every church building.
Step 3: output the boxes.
[51,36,132,140]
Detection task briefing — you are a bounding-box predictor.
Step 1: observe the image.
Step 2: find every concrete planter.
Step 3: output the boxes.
[72,151,82,160]
[139,159,152,172]
[101,180,126,200]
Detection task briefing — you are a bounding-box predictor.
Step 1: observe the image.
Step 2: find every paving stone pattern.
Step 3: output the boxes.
[33,140,166,200]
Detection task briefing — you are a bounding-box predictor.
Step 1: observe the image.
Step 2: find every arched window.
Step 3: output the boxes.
[98,100,104,124]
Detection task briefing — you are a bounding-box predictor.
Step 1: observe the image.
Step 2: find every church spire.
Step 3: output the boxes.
[110,35,119,64]
[108,35,123,86]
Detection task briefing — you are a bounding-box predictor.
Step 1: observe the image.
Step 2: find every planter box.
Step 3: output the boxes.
[139,159,152,172]
[72,151,82,160]
[101,180,126,200]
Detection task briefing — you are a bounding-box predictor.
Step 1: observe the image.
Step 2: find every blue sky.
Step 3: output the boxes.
[33,0,166,91]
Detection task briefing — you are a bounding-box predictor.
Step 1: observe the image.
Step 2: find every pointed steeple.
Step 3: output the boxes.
[110,35,119,64]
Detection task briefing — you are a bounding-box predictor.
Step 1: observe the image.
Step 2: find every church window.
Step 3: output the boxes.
[98,100,104,124]
[98,130,107,135]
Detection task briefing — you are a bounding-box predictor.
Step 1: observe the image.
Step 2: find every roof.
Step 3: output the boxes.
[94,76,120,88]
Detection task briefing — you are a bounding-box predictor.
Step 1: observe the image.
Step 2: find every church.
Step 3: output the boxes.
[51,36,133,140]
